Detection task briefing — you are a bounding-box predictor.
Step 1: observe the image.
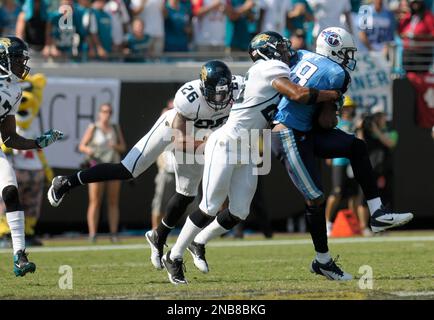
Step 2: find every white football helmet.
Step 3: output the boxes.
[316,27,357,71]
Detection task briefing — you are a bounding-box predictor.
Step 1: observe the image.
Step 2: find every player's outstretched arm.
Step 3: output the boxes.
[172,112,206,153]
[272,77,341,105]
[1,115,63,150]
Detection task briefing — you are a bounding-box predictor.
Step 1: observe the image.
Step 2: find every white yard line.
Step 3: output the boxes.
[1,235,434,254]
[390,291,434,297]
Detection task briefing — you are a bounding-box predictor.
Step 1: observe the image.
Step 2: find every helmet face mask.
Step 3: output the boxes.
[333,47,357,71]
[199,60,233,111]
[0,37,31,80]
[10,51,30,79]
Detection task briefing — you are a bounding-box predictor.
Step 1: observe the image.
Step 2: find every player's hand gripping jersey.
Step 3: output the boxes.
[274,50,351,132]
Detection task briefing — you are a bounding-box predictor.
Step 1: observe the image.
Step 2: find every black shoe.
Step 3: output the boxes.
[145,230,164,270]
[310,255,352,281]
[187,241,209,273]
[14,249,36,277]
[370,205,413,233]
[47,176,70,207]
[162,251,187,285]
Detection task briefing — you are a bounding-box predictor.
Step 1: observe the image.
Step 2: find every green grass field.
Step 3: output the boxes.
[1,231,434,300]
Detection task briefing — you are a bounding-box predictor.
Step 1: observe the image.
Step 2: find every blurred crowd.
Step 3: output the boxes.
[0,0,432,66]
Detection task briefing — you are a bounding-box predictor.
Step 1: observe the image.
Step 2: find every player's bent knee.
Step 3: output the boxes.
[2,185,22,212]
[189,209,214,228]
[217,209,242,230]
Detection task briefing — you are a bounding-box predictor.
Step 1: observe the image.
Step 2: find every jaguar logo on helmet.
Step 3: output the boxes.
[200,65,208,82]
[253,33,271,45]
[322,31,342,47]
[0,38,11,48]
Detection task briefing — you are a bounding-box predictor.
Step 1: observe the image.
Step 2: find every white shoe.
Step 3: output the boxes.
[310,256,353,281]
[187,241,209,273]
[370,206,414,233]
[145,230,164,270]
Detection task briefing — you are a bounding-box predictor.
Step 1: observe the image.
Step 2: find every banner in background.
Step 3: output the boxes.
[347,52,393,117]
[33,77,121,169]
[407,72,434,129]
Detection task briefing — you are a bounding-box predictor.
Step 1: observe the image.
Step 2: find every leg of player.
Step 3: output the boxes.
[271,126,352,281]
[162,132,233,284]
[48,112,174,207]
[146,160,202,270]
[313,129,413,233]
[190,163,257,273]
[146,192,195,270]
[0,156,35,277]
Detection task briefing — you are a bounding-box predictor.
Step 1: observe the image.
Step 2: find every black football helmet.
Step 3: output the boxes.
[199,60,233,111]
[248,31,294,63]
[0,36,30,80]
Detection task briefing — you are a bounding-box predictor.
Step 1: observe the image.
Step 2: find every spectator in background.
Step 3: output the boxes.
[287,0,313,46]
[324,97,364,236]
[89,0,112,59]
[15,0,59,59]
[192,0,226,52]
[356,104,398,233]
[399,0,434,72]
[74,0,96,59]
[0,0,22,36]
[50,0,79,59]
[257,0,292,36]
[306,0,353,39]
[225,0,255,52]
[124,17,150,61]
[104,0,130,55]
[151,99,176,229]
[78,103,127,243]
[130,0,165,58]
[358,0,396,55]
[289,28,307,50]
[164,0,193,52]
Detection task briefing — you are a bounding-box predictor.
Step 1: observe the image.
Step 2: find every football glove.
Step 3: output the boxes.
[35,129,64,149]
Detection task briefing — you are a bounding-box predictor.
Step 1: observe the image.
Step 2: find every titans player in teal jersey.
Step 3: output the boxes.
[272,27,413,281]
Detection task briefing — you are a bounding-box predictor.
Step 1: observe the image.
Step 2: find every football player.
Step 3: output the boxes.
[162,31,342,285]
[47,60,243,269]
[271,27,413,280]
[0,36,63,276]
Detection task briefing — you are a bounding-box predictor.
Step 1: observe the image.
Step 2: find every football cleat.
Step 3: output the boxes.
[370,206,413,233]
[14,249,36,277]
[47,176,70,207]
[145,230,164,270]
[310,256,352,281]
[187,241,209,273]
[162,251,187,285]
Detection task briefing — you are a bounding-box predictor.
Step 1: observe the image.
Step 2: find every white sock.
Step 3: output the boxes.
[194,219,229,245]
[316,251,331,264]
[170,217,203,260]
[6,211,25,255]
[367,197,382,216]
